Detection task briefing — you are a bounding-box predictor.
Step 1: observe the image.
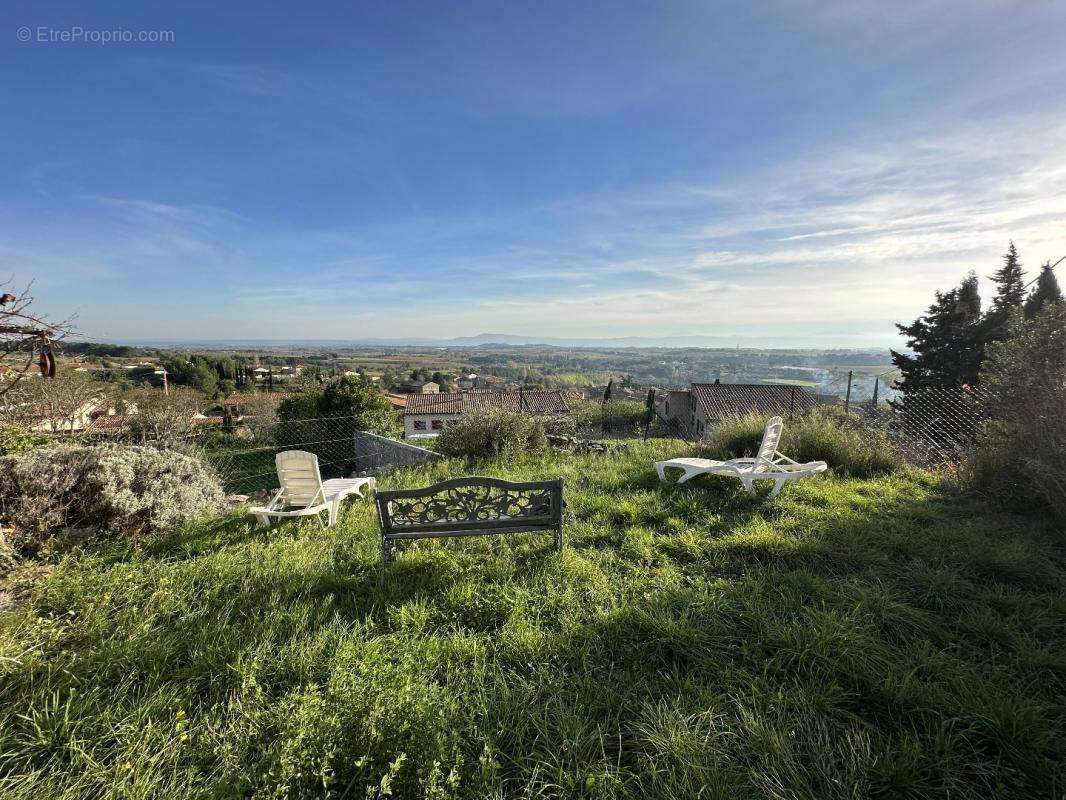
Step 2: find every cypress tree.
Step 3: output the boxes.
[984,242,1027,346]
[1024,262,1062,319]
[989,242,1027,313]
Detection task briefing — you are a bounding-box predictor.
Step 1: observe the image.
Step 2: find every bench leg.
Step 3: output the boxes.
[555,526,564,552]
[375,539,392,588]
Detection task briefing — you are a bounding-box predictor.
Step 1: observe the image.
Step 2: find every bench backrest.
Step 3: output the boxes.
[376,476,563,537]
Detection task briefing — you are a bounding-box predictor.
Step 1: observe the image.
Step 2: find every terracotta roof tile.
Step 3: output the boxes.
[85,414,132,434]
[404,390,570,416]
[690,383,819,419]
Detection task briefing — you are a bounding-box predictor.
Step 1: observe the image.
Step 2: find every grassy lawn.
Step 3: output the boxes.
[1,442,1063,798]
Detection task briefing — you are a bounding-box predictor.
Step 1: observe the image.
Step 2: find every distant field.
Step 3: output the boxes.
[758,377,820,388]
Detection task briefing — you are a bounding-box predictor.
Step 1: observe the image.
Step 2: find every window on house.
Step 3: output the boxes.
[413,420,426,430]
[431,419,443,431]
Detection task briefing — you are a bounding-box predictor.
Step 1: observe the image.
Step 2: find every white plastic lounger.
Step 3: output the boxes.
[655,416,826,498]
[249,450,376,528]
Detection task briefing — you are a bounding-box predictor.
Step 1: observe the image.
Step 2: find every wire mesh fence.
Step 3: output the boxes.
[72,414,364,495]
[640,384,991,466]
[27,382,995,494]
[851,385,988,464]
[208,415,362,494]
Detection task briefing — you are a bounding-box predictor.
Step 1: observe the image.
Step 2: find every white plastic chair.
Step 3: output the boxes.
[248,450,375,528]
[654,416,827,497]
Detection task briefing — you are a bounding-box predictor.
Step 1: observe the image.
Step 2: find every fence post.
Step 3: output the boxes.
[844,370,853,413]
[871,378,879,409]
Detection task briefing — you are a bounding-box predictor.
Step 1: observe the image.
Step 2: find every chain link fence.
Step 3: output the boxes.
[71,413,446,495]
[70,414,363,495]
[640,384,991,466]
[852,385,988,464]
[25,382,994,494]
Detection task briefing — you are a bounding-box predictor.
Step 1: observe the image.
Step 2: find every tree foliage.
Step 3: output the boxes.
[891,272,983,392]
[893,244,1062,393]
[966,301,1066,520]
[278,374,399,438]
[1024,261,1063,320]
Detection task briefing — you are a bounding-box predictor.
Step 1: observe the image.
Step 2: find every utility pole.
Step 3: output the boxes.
[844,370,853,413]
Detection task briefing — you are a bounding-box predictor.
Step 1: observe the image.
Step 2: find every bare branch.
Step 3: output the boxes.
[0,279,75,399]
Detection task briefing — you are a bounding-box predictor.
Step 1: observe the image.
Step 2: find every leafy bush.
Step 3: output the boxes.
[0,444,224,557]
[316,376,400,437]
[704,408,898,477]
[964,302,1066,520]
[277,376,401,437]
[434,409,546,460]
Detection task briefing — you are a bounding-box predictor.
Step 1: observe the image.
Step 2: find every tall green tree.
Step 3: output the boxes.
[984,242,1027,347]
[1024,261,1063,320]
[989,242,1027,313]
[891,273,984,391]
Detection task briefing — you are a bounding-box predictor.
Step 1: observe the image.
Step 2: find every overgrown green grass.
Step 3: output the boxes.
[1,442,1064,799]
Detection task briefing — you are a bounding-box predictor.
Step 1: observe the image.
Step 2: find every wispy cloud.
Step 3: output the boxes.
[16,106,1066,346]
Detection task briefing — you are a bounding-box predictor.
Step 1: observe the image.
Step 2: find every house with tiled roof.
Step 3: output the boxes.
[223,392,285,415]
[657,382,820,440]
[403,389,571,439]
[399,380,440,394]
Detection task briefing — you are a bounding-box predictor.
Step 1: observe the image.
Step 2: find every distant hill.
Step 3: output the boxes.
[111,332,896,351]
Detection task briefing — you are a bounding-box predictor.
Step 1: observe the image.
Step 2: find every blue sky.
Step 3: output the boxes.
[3,1,1066,347]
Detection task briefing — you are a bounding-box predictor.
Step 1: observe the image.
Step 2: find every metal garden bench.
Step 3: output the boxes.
[374,476,564,587]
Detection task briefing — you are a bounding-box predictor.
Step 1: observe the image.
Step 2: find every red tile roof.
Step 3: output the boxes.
[690,383,819,419]
[85,414,132,434]
[404,390,570,416]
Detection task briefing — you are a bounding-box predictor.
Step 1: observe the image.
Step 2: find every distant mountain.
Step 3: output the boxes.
[109,332,896,351]
[444,332,742,348]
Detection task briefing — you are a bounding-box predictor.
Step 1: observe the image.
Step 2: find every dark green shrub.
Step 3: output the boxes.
[0,444,224,557]
[435,409,546,460]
